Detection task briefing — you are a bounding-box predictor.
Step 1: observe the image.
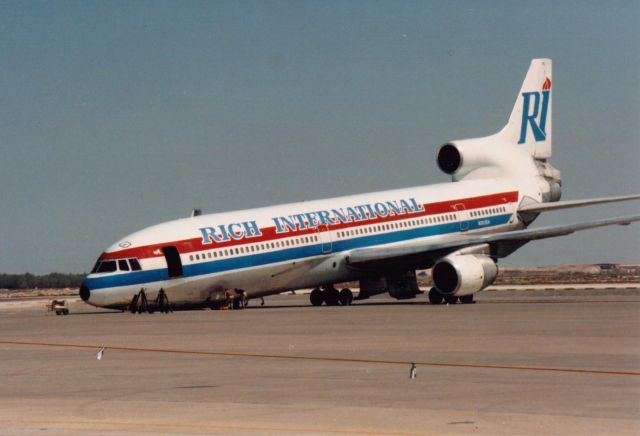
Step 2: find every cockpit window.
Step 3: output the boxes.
[91,257,142,274]
[96,260,117,273]
[128,258,142,271]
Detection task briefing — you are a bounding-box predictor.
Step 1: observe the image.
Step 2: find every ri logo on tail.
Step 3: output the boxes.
[519,77,551,144]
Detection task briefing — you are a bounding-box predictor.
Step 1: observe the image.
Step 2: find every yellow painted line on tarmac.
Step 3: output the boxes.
[1,339,639,377]
[0,418,426,435]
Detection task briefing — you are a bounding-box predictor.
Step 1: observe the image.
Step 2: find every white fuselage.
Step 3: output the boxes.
[81,177,538,309]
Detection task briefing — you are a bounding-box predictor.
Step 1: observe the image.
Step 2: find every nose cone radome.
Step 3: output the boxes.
[79,281,91,302]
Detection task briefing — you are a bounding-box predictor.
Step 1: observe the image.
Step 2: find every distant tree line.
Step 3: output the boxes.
[0,273,85,290]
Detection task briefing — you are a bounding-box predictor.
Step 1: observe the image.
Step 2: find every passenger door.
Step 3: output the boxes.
[162,246,183,278]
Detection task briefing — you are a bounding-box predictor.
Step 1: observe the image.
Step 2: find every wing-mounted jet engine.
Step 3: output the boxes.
[430,254,497,304]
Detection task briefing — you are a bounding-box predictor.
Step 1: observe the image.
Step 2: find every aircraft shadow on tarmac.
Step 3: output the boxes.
[246,300,429,310]
[67,295,638,315]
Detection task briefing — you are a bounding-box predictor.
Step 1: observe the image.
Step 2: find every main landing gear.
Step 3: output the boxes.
[310,286,353,307]
[428,288,475,305]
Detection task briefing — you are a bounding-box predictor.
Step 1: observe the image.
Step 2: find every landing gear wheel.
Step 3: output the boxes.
[459,294,475,304]
[428,288,443,305]
[443,294,459,304]
[324,288,340,306]
[310,288,324,306]
[338,288,353,306]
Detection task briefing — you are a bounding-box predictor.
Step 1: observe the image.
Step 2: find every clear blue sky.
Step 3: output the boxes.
[1,1,638,274]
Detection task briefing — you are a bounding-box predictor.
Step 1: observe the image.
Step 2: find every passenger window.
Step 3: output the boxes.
[118,259,129,271]
[189,255,194,261]
[96,260,117,273]
[129,258,142,271]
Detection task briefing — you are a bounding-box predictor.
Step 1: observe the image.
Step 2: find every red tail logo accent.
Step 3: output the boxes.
[542,77,551,90]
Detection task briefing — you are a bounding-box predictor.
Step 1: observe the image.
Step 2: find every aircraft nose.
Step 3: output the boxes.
[79,282,91,302]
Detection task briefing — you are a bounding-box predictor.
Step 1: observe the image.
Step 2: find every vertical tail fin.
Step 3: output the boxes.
[501,58,552,159]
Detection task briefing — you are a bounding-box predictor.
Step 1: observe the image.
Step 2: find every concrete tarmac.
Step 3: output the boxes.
[1,289,639,435]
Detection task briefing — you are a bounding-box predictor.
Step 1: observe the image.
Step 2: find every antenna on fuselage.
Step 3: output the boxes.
[191,208,202,217]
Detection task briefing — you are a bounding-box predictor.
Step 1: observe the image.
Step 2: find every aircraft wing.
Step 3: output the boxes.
[346,214,640,266]
[518,194,640,213]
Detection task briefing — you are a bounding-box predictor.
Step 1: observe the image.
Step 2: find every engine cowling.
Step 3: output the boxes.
[436,143,463,174]
[436,135,541,182]
[432,255,498,297]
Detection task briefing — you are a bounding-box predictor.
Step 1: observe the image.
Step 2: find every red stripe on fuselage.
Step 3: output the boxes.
[100,191,518,261]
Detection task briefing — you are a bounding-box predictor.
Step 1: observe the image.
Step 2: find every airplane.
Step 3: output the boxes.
[79,59,640,311]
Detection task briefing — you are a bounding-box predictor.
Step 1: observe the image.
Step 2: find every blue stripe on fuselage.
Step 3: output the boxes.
[85,214,512,291]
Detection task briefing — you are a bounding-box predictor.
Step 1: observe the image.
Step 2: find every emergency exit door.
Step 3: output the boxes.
[454,204,470,232]
[316,224,332,254]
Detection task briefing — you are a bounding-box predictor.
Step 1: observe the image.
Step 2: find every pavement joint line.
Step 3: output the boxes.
[2,340,639,377]
[0,418,427,435]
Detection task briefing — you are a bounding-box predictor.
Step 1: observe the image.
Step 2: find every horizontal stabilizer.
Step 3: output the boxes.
[518,194,640,213]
